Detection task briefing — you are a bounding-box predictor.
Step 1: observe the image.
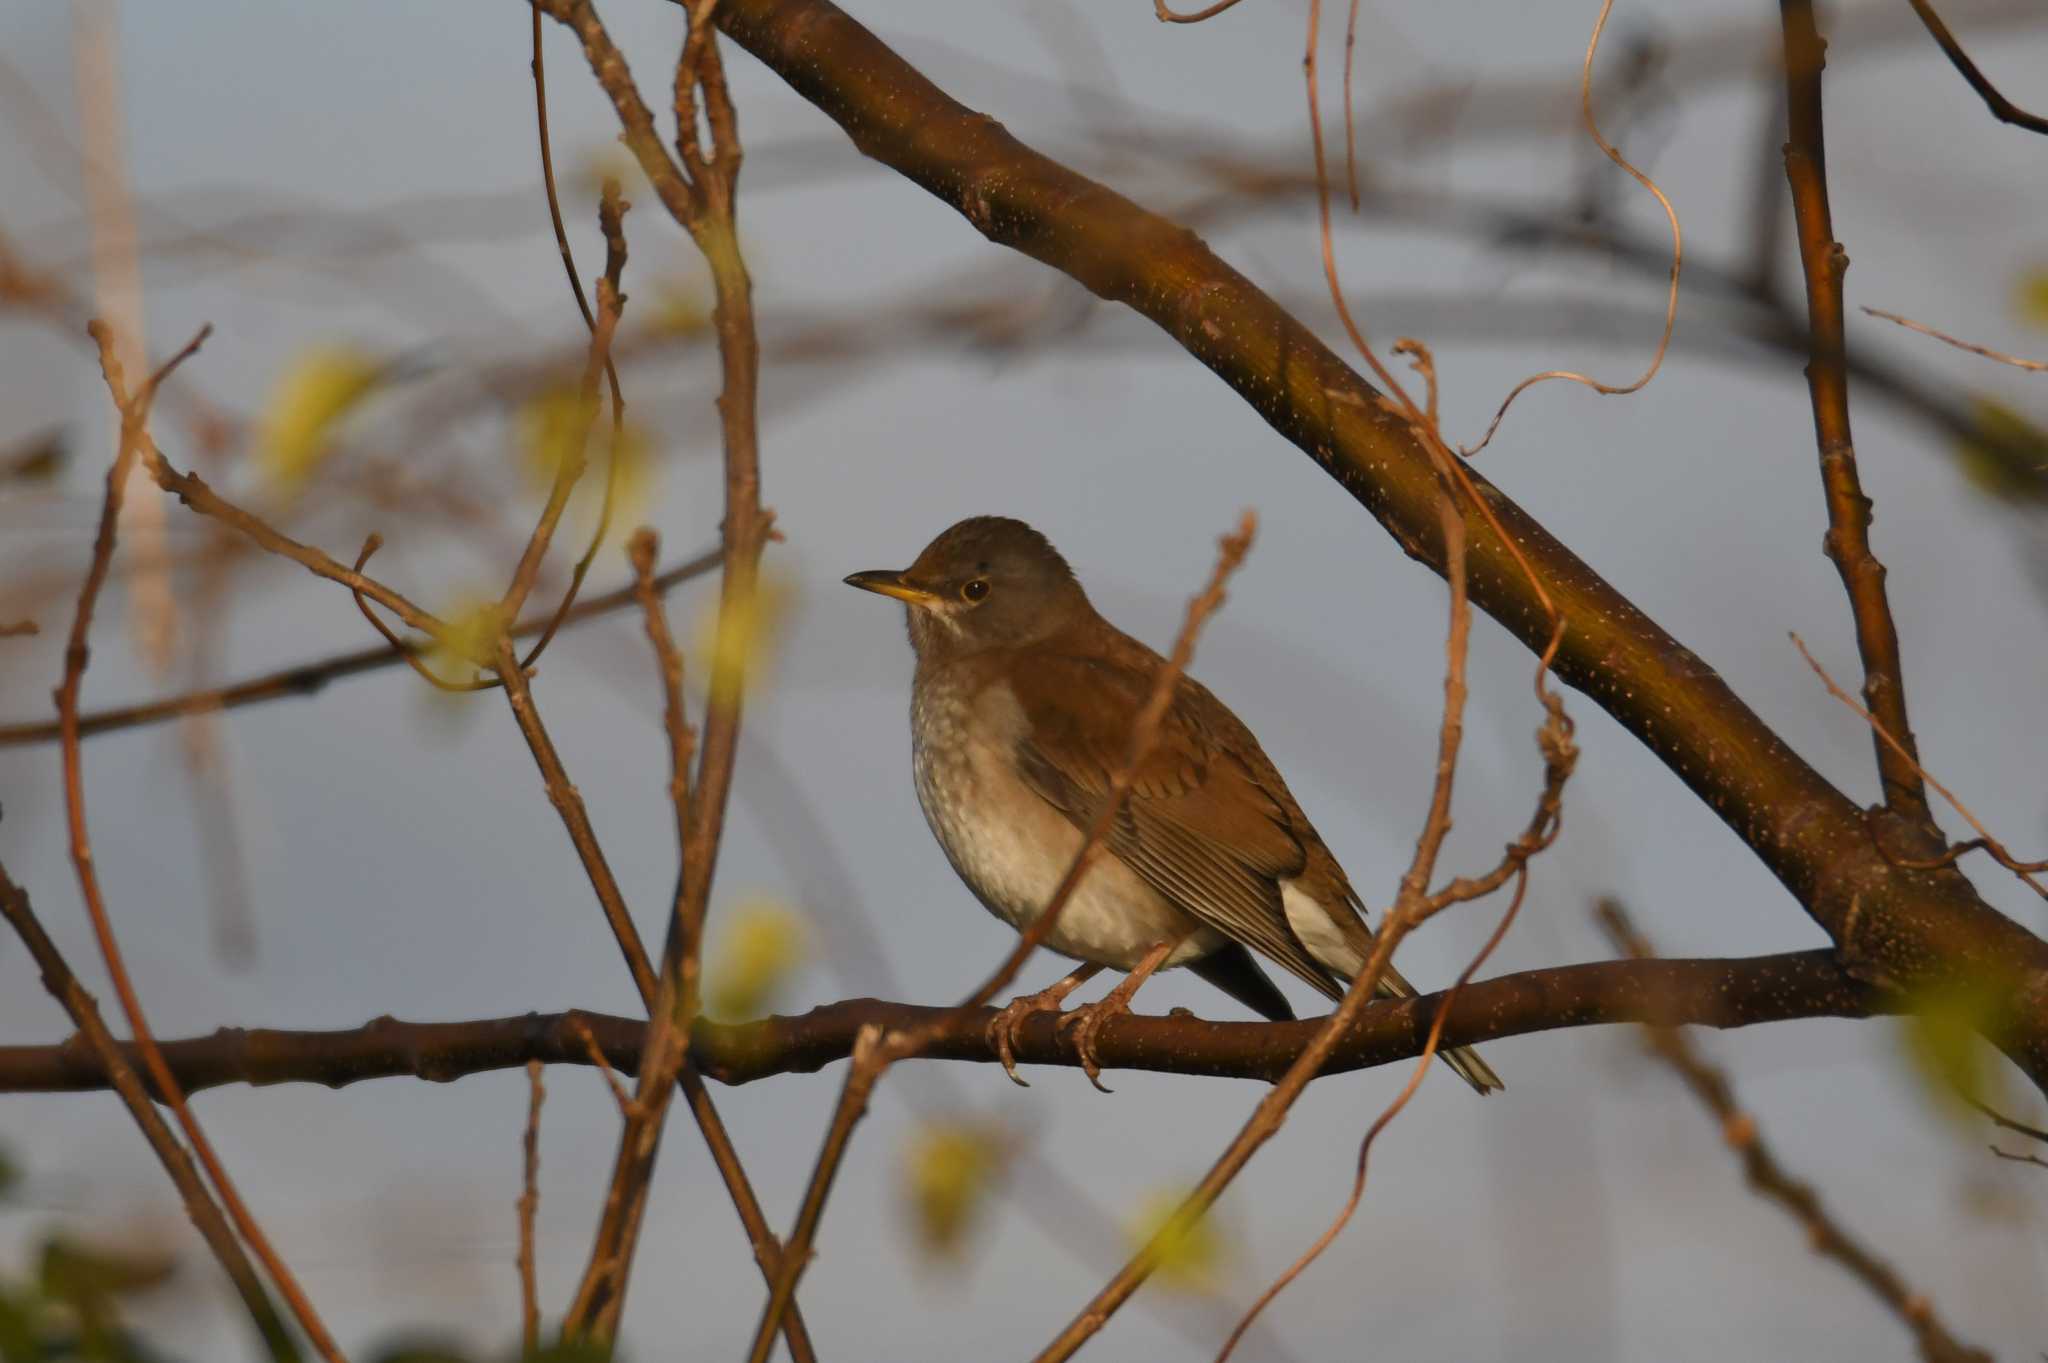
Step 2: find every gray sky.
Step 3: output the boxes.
[3,0,2046,1358]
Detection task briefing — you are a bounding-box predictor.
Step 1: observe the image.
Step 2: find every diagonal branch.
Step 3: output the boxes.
[1906,0,2048,136]
[1598,900,1988,1363]
[78,324,344,1363]
[0,859,300,1362]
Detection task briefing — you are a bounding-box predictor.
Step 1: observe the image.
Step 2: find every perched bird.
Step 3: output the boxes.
[845,516,1501,1095]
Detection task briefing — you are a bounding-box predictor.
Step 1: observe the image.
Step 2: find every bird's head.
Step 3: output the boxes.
[844,516,1091,658]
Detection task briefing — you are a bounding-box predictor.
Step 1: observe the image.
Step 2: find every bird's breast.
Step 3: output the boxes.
[909,675,1218,971]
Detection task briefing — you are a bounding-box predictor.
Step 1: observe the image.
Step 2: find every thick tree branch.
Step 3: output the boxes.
[0,951,1886,1097]
[701,0,2048,1088]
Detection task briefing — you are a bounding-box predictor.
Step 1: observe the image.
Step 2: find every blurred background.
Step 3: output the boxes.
[2,0,2045,1357]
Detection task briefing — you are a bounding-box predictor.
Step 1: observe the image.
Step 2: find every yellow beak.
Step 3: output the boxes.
[843,569,943,607]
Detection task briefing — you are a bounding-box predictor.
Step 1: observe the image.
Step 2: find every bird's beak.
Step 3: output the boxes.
[843,569,943,607]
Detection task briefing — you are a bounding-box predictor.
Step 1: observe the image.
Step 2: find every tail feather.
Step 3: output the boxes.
[1371,961,1504,1096]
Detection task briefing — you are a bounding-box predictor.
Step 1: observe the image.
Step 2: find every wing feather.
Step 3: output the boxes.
[1008,653,1342,996]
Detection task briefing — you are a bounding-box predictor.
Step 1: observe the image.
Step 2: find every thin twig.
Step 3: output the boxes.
[1597,900,1989,1363]
[1905,0,2048,135]
[1968,1095,2048,1146]
[491,636,657,1003]
[534,3,800,1349]
[569,1016,640,1117]
[630,529,694,867]
[1461,0,1685,456]
[499,258,623,625]
[1792,633,2046,901]
[0,548,723,749]
[78,323,345,1362]
[1027,463,1558,1363]
[0,858,299,1361]
[1154,0,1252,22]
[1778,0,1930,826]
[1216,867,1531,1361]
[517,42,634,671]
[1863,305,2047,373]
[518,1059,547,1357]
[350,535,496,692]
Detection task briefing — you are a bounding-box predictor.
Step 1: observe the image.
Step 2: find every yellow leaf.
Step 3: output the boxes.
[1127,1188,1228,1292]
[693,570,796,699]
[1952,396,2048,504]
[258,346,380,489]
[2016,265,2048,331]
[424,594,506,685]
[569,421,658,544]
[517,384,592,500]
[647,276,712,339]
[1897,974,2016,1121]
[901,1121,1008,1259]
[705,899,807,1022]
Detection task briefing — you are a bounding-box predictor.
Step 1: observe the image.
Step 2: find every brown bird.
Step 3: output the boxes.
[845,516,1501,1095]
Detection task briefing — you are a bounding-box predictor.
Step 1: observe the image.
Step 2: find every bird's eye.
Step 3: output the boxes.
[961,578,990,603]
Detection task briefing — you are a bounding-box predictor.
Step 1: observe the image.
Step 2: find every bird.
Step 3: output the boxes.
[844,515,1501,1095]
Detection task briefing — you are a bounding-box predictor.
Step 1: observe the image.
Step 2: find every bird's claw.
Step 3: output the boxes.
[986,984,1072,1087]
[1054,1000,1127,1094]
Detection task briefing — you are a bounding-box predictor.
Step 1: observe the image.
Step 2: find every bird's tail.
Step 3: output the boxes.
[1372,962,1503,1095]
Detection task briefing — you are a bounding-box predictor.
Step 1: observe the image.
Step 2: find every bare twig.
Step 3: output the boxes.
[0,858,299,1361]
[518,1059,546,1356]
[490,637,657,1002]
[1031,441,1568,1362]
[78,324,345,1362]
[1779,0,1930,826]
[0,548,723,749]
[1968,1095,2048,1146]
[1597,900,1989,1363]
[569,1016,640,1118]
[1863,305,2047,373]
[1461,0,1685,456]
[499,256,623,625]
[350,535,496,692]
[516,32,634,672]
[1905,0,2048,135]
[630,528,694,834]
[1792,633,2046,902]
[533,3,797,1348]
[1216,867,1532,1361]
[1154,0,1252,23]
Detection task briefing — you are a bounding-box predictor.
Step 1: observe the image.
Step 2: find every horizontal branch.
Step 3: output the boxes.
[0,951,1884,1097]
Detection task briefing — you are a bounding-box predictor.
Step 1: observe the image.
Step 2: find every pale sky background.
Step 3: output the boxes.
[2,0,2047,1359]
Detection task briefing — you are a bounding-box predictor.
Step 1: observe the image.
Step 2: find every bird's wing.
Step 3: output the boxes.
[1007,652,1342,994]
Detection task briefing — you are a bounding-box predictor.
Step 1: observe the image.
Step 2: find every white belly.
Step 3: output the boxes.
[912,680,1220,972]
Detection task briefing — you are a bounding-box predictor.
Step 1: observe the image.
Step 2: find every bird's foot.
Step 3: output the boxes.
[986,967,1098,1087]
[1054,994,1137,1094]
